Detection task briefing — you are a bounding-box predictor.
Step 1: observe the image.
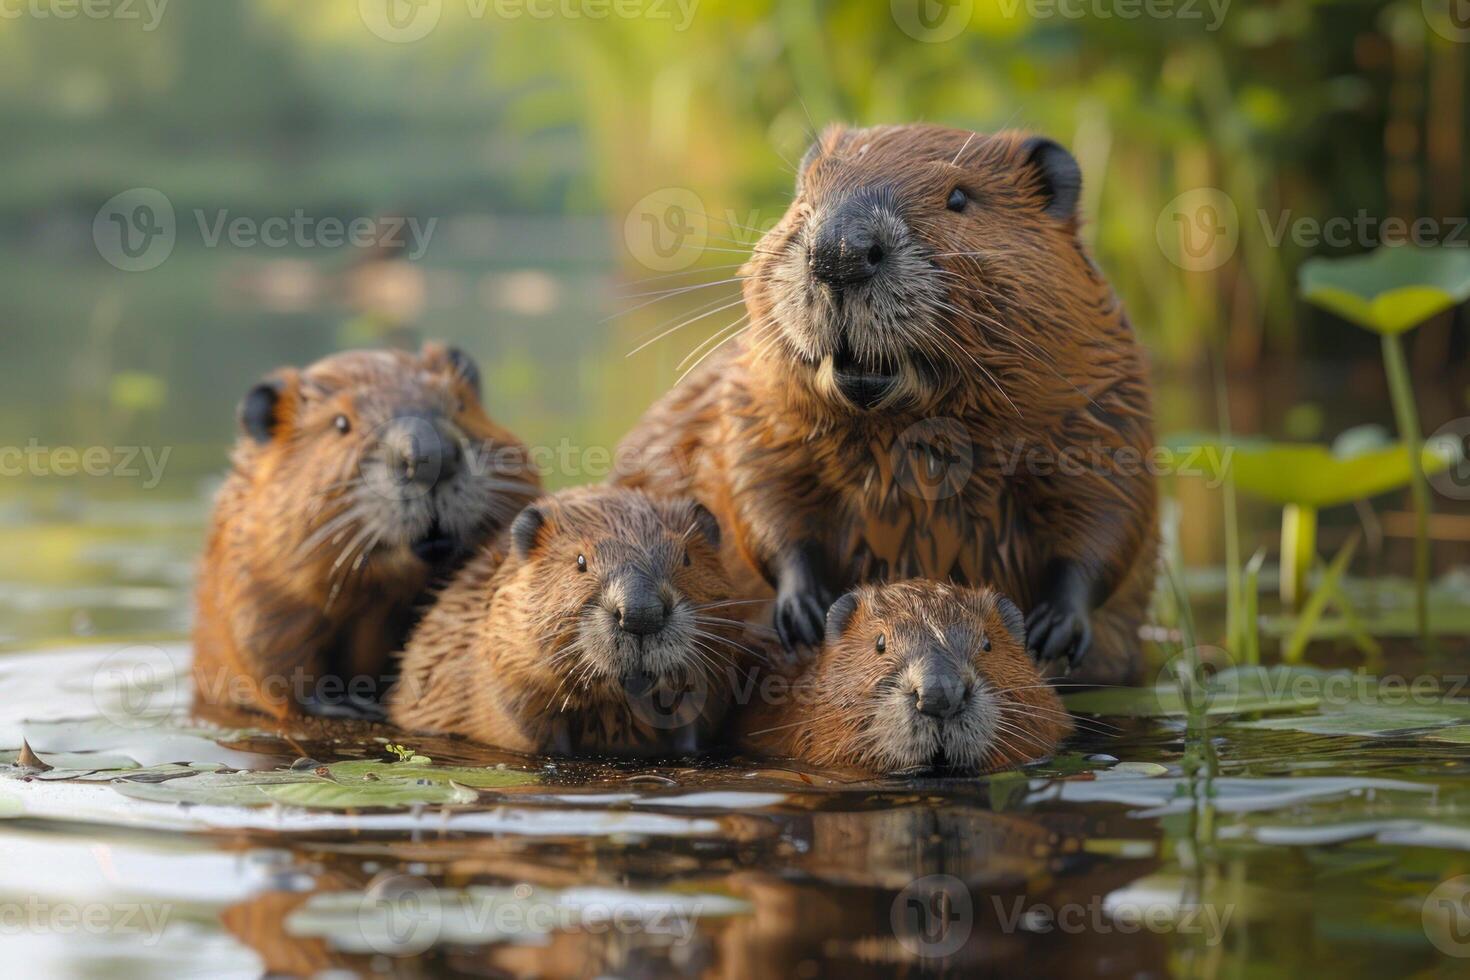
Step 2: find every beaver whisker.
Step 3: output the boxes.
[616,261,755,292]
[627,296,749,358]
[677,314,749,375]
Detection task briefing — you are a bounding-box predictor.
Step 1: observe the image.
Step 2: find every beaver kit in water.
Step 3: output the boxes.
[388,485,756,757]
[616,123,1158,684]
[192,343,540,719]
[736,580,1071,774]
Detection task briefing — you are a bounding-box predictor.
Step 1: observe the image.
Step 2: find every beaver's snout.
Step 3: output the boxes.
[913,662,971,720]
[609,570,673,637]
[381,415,464,490]
[807,188,898,289]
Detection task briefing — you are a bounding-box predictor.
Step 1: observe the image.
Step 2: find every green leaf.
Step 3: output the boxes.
[1299,245,1470,335]
[1064,665,1331,717]
[109,760,538,809]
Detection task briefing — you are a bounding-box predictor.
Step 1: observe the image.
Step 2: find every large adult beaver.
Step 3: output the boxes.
[388,485,752,756]
[736,580,1072,774]
[616,124,1158,684]
[193,343,540,718]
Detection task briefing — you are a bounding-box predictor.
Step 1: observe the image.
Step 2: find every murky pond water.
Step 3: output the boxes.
[4,500,1470,978]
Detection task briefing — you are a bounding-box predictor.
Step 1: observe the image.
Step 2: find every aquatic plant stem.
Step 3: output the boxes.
[1380,332,1431,648]
[1280,504,1316,608]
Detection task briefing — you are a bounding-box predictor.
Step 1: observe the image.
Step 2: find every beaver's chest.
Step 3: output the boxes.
[831,426,1041,600]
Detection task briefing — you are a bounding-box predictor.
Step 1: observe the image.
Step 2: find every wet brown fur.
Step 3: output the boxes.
[616,124,1157,684]
[737,581,1071,774]
[192,343,540,718]
[389,486,750,756]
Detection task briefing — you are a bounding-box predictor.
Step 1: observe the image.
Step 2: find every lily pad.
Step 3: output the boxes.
[1064,666,1333,718]
[1299,245,1470,335]
[1232,700,1470,738]
[111,759,538,809]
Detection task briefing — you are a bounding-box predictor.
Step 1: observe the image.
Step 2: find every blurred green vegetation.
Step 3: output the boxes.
[1,1,1466,495]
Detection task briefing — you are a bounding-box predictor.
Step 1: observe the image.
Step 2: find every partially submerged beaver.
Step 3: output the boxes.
[736,580,1071,774]
[617,124,1158,683]
[193,343,540,718]
[388,485,751,756]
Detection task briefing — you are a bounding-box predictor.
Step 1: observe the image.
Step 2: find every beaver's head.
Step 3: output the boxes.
[234,342,539,587]
[794,581,1071,774]
[747,123,1100,415]
[502,486,736,708]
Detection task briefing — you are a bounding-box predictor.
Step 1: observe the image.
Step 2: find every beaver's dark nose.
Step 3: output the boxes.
[808,191,893,288]
[615,573,671,637]
[915,667,969,720]
[385,416,461,489]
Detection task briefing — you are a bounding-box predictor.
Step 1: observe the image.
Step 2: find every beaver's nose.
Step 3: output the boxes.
[614,572,671,636]
[808,191,892,288]
[385,417,461,489]
[915,669,969,720]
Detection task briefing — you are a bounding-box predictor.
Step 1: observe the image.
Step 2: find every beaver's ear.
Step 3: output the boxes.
[687,502,721,550]
[795,123,850,195]
[1021,137,1082,221]
[824,590,861,647]
[991,593,1027,647]
[238,372,295,444]
[509,504,546,560]
[421,341,481,400]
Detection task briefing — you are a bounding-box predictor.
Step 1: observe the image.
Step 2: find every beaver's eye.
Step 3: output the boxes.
[875,633,886,654]
[333,414,351,435]
[576,554,587,573]
[682,551,692,567]
[981,636,992,653]
[946,187,968,212]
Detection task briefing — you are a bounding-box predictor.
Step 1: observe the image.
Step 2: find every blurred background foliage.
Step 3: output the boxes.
[0,0,1466,493]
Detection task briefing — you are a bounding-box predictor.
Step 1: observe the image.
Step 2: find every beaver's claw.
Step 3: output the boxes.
[1025,600,1093,668]
[775,587,828,654]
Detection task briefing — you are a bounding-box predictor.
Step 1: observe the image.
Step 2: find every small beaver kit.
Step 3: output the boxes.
[736,580,1072,774]
[388,485,755,757]
[192,343,540,719]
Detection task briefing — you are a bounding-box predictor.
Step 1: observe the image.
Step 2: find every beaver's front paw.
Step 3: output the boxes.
[1025,599,1093,669]
[774,585,829,654]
